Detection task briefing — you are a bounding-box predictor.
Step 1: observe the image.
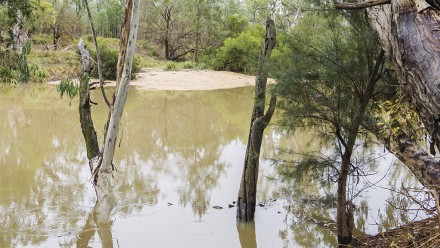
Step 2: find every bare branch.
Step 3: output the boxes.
[335,0,391,10]
[84,0,111,109]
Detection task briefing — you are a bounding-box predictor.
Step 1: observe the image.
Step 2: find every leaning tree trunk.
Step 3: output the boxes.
[366,0,440,186]
[78,39,100,162]
[97,0,141,206]
[116,0,133,87]
[237,17,277,222]
[78,0,141,224]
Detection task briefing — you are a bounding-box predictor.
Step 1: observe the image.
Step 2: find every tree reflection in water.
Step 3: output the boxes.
[0,85,429,247]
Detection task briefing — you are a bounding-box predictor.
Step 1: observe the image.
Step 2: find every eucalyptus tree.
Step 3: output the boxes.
[335,0,440,187]
[0,0,33,83]
[274,10,384,246]
[72,0,140,222]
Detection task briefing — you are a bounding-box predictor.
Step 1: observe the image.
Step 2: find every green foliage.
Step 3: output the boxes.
[274,11,380,135]
[0,41,43,83]
[273,10,382,182]
[31,33,52,45]
[18,41,32,82]
[29,63,47,82]
[0,0,32,46]
[56,77,78,106]
[224,14,249,37]
[374,97,423,140]
[164,62,177,71]
[212,24,264,73]
[182,61,196,69]
[278,151,340,185]
[89,42,140,80]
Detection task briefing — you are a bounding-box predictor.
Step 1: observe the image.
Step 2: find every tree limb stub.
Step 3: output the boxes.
[335,0,391,10]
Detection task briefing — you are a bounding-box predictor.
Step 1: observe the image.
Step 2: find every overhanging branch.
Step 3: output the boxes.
[335,0,391,10]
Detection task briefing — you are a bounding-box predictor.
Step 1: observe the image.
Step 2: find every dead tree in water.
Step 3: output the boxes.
[237,17,277,222]
[77,0,140,223]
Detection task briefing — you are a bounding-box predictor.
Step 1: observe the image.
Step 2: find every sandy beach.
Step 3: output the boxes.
[47,69,275,90]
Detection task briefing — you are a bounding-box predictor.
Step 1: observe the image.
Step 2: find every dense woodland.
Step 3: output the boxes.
[2,0,440,247]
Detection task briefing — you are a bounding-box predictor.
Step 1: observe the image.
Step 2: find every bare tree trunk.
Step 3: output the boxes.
[78,39,100,162]
[367,1,440,157]
[237,18,277,222]
[116,0,133,87]
[12,11,27,52]
[77,0,141,227]
[363,120,440,189]
[97,0,141,211]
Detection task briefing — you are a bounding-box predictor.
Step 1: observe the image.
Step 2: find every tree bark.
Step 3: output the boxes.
[116,0,133,87]
[335,0,391,10]
[99,0,141,188]
[367,1,440,156]
[12,11,27,52]
[363,119,440,189]
[78,39,100,162]
[237,17,277,222]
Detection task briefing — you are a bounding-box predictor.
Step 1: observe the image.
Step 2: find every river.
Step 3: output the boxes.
[0,84,423,247]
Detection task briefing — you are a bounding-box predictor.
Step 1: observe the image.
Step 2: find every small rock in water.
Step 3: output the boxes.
[212,206,223,209]
[167,202,173,206]
[258,203,265,207]
[232,201,236,204]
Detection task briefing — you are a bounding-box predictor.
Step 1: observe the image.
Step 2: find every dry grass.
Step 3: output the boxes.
[354,217,440,247]
[29,50,80,81]
[29,37,170,81]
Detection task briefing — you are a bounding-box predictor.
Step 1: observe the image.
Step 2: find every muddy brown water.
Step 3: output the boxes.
[0,85,422,247]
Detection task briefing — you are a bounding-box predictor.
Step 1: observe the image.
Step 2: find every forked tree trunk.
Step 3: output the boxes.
[237,18,277,222]
[78,0,141,225]
[97,0,141,206]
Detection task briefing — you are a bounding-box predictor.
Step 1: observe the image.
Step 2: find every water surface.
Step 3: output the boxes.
[0,85,422,247]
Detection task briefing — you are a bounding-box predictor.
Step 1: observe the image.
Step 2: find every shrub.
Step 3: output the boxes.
[182,61,195,69]
[212,25,264,74]
[90,42,140,80]
[164,62,177,71]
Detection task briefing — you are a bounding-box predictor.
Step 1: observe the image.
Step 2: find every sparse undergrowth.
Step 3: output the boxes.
[27,35,211,82]
[354,217,440,247]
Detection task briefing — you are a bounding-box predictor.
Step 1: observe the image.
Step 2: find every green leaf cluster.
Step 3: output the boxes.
[212,24,264,74]
[274,11,380,138]
[273,10,382,181]
[0,41,43,83]
[56,77,78,106]
[374,97,423,140]
[88,40,140,80]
